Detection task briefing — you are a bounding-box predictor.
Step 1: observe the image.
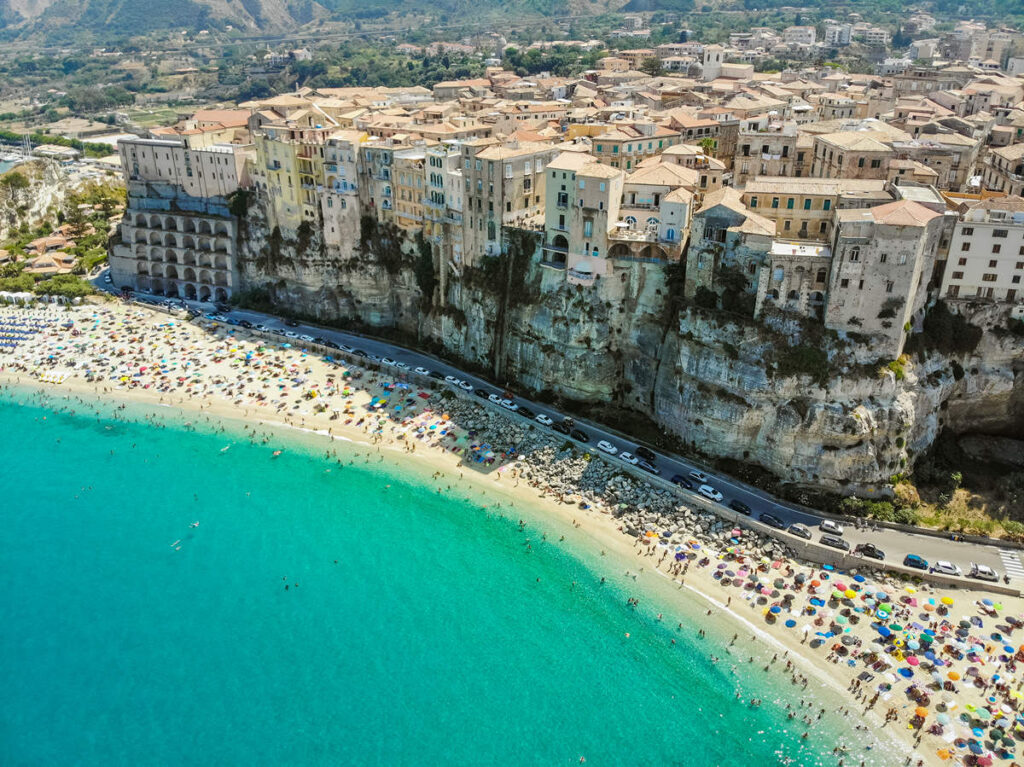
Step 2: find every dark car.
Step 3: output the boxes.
[352,349,368,357]
[517,406,535,419]
[324,340,341,350]
[215,303,231,313]
[313,336,328,345]
[474,388,489,398]
[638,460,661,475]
[788,523,812,540]
[854,543,885,561]
[553,421,572,435]
[729,499,752,515]
[903,554,928,571]
[635,445,656,463]
[570,429,589,443]
[670,474,694,490]
[759,513,785,529]
[225,318,241,326]
[820,534,851,552]
[283,319,300,328]
[428,371,445,380]
[239,320,253,329]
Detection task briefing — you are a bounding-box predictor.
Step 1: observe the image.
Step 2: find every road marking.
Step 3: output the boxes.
[998,550,1024,580]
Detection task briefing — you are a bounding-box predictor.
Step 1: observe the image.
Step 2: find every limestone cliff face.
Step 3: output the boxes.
[0,160,67,241]
[236,210,1024,494]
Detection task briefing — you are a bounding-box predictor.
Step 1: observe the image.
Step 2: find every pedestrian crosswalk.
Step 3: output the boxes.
[998,549,1024,580]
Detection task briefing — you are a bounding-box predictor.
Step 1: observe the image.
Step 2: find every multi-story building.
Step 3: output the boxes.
[783,26,817,45]
[254,116,335,233]
[393,148,426,231]
[461,139,558,264]
[810,132,892,180]
[423,143,465,269]
[591,124,681,170]
[941,197,1024,304]
[982,144,1024,198]
[824,24,852,47]
[111,137,251,302]
[320,130,364,258]
[828,200,945,356]
[741,177,891,241]
[734,124,798,185]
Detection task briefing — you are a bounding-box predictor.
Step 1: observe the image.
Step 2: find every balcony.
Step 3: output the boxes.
[543,241,568,253]
[567,268,596,285]
[324,163,338,173]
[611,227,658,243]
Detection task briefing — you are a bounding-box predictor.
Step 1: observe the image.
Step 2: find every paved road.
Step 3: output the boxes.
[90,268,1020,586]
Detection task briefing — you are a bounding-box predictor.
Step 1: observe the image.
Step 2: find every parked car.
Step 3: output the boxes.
[414,367,430,376]
[366,354,381,363]
[788,523,812,540]
[517,407,535,419]
[255,324,270,333]
[339,344,355,354]
[239,320,253,329]
[698,485,723,502]
[903,554,929,571]
[619,452,639,465]
[395,361,410,370]
[534,414,553,426]
[284,331,299,339]
[283,319,299,327]
[689,470,709,483]
[759,513,785,529]
[634,446,656,463]
[313,337,328,345]
[638,460,660,475]
[500,399,519,412]
[597,440,618,455]
[324,341,341,350]
[474,388,489,399]
[931,560,962,577]
[820,534,850,552]
[352,349,368,358]
[553,421,571,435]
[428,371,445,380]
[729,499,751,515]
[298,334,315,342]
[381,357,397,366]
[226,318,241,326]
[854,543,885,561]
[819,519,845,536]
[968,563,999,582]
[458,381,474,392]
[570,428,589,443]
[487,393,502,404]
[669,474,693,490]
[444,375,460,385]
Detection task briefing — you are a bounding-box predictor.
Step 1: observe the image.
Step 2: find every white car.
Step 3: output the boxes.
[819,519,844,536]
[618,452,639,465]
[500,399,519,411]
[395,361,410,370]
[488,394,502,404]
[366,354,381,362]
[458,381,474,392]
[414,366,430,375]
[969,563,999,582]
[535,414,553,426]
[381,357,397,366]
[597,440,618,455]
[444,375,460,385]
[284,331,300,339]
[698,484,723,502]
[339,344,355,353]
[931,560,963,577]
[689,470,709,483]
[298,334,315,342]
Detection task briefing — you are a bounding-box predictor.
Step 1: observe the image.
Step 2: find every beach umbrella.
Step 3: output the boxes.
[898,668,914,678]
[916,706,929,718]
[853,575,866,583]
[770,606,782,614]
[968,742,984,755]
[936,713,951,726]
[941,596,954,606]
[785,619,796,628]
[907,656,920,666]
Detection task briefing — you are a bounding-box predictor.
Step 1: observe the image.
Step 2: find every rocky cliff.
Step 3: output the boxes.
[0,160,67,241]
[235,207,1024,496]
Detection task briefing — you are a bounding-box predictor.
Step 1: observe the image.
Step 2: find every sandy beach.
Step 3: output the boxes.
[3,298,1024,767]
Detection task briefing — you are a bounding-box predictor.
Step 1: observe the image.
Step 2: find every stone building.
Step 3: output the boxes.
[827,200,946,357]
[982,144,1024,198]
[810,132,892,180]
[111,137,250,302]
[741,177,890,241]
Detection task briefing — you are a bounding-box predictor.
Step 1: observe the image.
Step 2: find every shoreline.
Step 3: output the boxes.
[3,301,1022,766]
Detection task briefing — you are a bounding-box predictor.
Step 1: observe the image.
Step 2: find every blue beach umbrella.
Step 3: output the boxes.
[785,619,796,628]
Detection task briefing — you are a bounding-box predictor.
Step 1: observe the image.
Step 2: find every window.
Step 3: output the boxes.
[612,146,619,154]
[787,198,794,209]
[771,197,779,208]
[961,242,971,251]
[885,280,894,293]
[848,246,860,262]
[823,200,831,211]
[749,196,758,208]
[819,222,828,234]
[583,220,593,237]
[784,220,791,230]
[962,227,973,235]
[989,259,999,268]
[803,199,811,210]
[1014,276,1022,284]
[879,253,887,263]
[840,278,849,288]
[599,182,605,192]
[870,159,881,168]
[993,244,1002,254]
[857,157,865,168]
[958,258,967,266]
[951,271,964,279]
[579,180,586,189]
[858,280,865,290]
[994,229,1008,238]
[1018,262,1024,269]
[983,273,998,282]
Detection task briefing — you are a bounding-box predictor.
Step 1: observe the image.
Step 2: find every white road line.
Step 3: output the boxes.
[998,550,1024,579]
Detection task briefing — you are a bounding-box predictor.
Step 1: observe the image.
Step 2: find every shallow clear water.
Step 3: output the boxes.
[0,391,871,766]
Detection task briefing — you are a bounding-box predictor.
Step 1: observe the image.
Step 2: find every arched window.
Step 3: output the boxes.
[624,215,637,228]
[767,289,779,300]
[665,228,676,242]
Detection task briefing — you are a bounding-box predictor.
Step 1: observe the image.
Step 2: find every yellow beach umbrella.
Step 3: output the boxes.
[940,596,954,606]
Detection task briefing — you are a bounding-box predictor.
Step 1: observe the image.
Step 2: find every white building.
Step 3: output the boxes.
[824,24,852,47]
[783,26,817,46]
[941,197,1024,304]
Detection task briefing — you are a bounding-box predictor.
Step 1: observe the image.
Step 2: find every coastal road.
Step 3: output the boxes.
[90,268,1021,586]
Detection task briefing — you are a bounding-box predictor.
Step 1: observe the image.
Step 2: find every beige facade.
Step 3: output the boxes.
[983,144,1024,198]
[741,177,891,241]
[810,132,892,180]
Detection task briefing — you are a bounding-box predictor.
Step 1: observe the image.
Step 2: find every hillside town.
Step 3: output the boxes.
[106,17,1024,365]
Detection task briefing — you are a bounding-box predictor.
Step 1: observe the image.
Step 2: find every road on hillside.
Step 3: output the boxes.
[89,267,1023,587]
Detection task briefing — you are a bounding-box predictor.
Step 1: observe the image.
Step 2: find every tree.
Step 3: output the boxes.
[699,136,716,157]
[639,57,665,77]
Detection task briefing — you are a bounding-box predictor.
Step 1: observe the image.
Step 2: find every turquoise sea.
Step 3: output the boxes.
[0,390,876,766]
